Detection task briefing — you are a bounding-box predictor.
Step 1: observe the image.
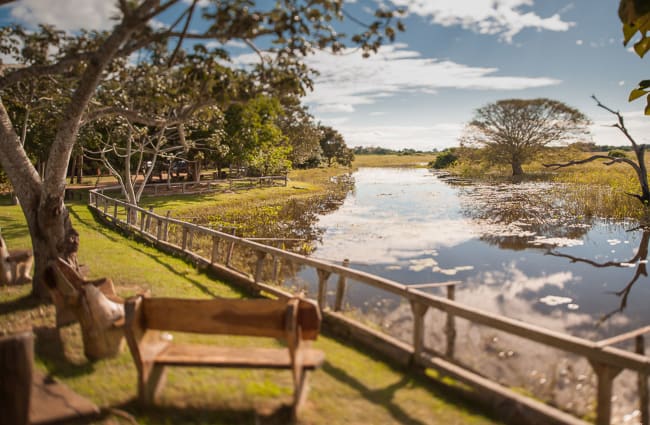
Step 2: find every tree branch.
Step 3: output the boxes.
[544,154,641,173]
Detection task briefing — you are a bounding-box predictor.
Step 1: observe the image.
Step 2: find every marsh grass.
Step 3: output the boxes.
[450,149,650,220]
[353,154,437,168]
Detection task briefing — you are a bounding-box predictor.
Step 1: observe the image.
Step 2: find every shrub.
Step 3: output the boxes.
[430,149,458,169]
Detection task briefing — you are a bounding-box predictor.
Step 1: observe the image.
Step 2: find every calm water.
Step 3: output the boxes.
[310,167,650,340]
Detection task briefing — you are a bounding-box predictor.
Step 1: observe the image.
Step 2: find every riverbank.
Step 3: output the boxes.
[0,198,501,425]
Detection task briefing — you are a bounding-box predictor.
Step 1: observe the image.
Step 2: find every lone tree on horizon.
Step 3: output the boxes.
[461,98,591,176]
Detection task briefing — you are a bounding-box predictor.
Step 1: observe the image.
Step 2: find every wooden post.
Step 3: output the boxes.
[0,332,33,425]
[187,229,194,252]
[163,211,171,241]
[126,206,131,225]
[226,229,236,267]
[103,196,108,214]
[284,174,288,186]
[334,259,350,311]
[272,241,282,283]
[156,218,163,241]
[145,207,154,233]
[113,201,118,223]
[181,227,189,251]
[410,301,428,361]
[254,251,267,284]
[211,236,220,264]
[317,269,331,312]
[139,209,146,231]
[445,285,457,359]
[637,335,649,425]
[229,179,233,191]
[589,360,623,425]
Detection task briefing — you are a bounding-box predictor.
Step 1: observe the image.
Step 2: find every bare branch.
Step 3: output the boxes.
[544,154,641,173]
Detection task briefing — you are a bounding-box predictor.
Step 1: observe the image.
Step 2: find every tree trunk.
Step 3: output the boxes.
[511,160,524,176]
[633,146,650,204]
[77,153,83,184]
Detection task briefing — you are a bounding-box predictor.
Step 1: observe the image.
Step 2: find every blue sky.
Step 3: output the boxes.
[2,0,648,150]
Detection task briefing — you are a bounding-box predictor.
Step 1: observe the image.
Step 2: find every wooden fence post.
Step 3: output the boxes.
[589,360,623,425]
[226,228,236,267]
[334,258,350,311]
[317,269,331,312]
[145,207,154,233]
[272,241,282,283]
[254,251,267,284]
[163,211,171,241]
[181,227,189,251]
[445,285,457,358]
[637,335,649,425]
[0,332,33,425]
[139,209,146,231]
[410,301,428,362]
[113,201,118,223]
[211,236,220,264]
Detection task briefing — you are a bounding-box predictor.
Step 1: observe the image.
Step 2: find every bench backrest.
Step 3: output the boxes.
[138,297,321,341]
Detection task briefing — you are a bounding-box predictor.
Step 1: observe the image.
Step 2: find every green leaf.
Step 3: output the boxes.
[634,36,650,57]
[645,95,650,115]
[629,88,648,101]
[639,79,650,88]
[623,23,637,45]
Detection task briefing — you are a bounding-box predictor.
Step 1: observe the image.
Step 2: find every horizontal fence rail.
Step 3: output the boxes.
[87,188,649,425]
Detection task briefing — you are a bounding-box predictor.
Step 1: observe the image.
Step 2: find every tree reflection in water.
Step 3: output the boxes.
[547,229,650,323]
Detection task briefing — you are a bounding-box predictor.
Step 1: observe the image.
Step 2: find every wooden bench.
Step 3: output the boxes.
[0,232,33,286]
[124,295,325,418]
[45,257,125,360]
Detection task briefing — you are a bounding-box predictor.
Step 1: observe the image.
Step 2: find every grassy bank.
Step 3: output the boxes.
[353,153,437,168]
[0,198,500,425]
[448,149,649,220]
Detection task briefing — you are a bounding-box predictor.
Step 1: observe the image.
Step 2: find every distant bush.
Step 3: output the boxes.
[608,150,627,158]
[429,149,458,169]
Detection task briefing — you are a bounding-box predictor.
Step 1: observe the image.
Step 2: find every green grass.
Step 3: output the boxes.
[0,198,502,425]
[353,154,437,168]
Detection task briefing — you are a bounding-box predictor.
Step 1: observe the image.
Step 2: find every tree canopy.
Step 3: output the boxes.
[0,0,404,297]
[460,98,591,176]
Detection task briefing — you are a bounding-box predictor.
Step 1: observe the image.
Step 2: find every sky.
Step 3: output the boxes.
[1,0,649,151]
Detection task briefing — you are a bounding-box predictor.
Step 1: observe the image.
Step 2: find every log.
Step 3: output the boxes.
[0,332,33,425]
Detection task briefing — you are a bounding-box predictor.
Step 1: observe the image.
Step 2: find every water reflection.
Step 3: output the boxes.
[310,168,650,339]
[547,229,650,324]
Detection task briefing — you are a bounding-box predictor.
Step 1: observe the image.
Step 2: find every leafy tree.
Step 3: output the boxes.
[224,96,290,175]
[460,98,591,176]
[319,125,354,167]
[0,1,403,297]
[277,97,322,168]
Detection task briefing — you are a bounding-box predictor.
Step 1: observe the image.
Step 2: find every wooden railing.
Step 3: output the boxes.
[88,188,650,425]
[92,175,288,198]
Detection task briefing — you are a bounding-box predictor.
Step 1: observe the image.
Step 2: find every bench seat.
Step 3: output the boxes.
[155,343,325,369]
[124,294,325,420]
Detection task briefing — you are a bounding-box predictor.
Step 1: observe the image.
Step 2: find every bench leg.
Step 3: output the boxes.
[139,364,167,404]
[291,369,310,421]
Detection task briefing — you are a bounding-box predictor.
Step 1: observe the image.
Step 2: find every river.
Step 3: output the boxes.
[300,167,648,422]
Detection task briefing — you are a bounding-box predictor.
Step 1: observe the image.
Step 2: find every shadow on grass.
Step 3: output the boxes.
[0,292,42,315]
[78,205,247,299]
[321,360,427,425]
[33,325,95,378]
[111,399,293,425]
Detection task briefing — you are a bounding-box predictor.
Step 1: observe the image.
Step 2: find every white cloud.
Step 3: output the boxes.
[7,0,119,32]
[293,43,560,114]
[321,122,463,150]
[576,39,583,46]
[391,0,574,42]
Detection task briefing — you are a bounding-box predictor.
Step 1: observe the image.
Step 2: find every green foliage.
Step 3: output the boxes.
[608,149,628,158]
[430,149,458,169]
[620,0,650,114]
[319,125,354,167]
